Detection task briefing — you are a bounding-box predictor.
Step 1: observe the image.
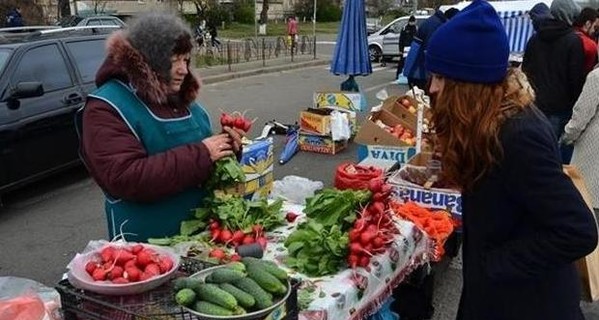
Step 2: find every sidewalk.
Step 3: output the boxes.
[195,54,331,84]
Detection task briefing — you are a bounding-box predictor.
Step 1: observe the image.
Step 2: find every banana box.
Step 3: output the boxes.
[313,91,365,112]
[298,131,348,155]
[223,138,274,200]
[300,108,331,135]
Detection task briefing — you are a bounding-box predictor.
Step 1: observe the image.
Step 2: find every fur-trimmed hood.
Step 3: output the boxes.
[96,31,200,108]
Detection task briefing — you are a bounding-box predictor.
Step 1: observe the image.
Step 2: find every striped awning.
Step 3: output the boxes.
[499,10,534,53]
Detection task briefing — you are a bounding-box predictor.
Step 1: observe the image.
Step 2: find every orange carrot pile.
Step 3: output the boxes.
[389,201,455,260]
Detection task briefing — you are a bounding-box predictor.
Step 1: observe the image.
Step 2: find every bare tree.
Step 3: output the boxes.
[58,0,71,18]
[92,0,108,14]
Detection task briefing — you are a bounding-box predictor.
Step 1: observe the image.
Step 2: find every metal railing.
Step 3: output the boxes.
[194,35,317,70]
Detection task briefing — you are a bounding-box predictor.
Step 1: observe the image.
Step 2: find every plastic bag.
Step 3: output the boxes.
[270,175,324,204]
[367,297,399,320]
[330,110,350,141]
[0,277,62,320]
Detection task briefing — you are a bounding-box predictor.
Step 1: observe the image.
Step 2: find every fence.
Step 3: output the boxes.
[194,35,317,70]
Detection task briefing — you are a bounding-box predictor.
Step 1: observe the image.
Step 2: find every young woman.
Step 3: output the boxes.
[424,1,598,318]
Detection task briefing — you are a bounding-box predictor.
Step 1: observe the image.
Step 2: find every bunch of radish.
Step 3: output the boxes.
[346,179,398,269]
[209,220,268,250]
[220,111,254,132]
[85,244,174,284]
[208,248,241,263]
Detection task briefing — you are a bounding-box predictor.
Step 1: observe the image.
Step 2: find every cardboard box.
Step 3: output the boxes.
[313,91,364,112]
[382,95,419,129]
[298,131,348,155]
[223,139,274,199]
[387,152,462,218]
[300,108,332,135]
[354,110,416,147]
[357,144,417,164]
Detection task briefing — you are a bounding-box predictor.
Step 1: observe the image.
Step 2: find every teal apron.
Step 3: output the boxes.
[89,80,212,242]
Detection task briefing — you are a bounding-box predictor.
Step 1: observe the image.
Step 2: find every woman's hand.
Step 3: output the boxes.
[222,126,245,153]
[202,133,234,162]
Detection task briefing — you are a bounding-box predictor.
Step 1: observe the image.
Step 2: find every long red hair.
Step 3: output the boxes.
[431,68,535,191]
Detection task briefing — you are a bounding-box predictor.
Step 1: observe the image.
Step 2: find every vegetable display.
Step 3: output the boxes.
[303,188,371,229]
[173,259,289,316]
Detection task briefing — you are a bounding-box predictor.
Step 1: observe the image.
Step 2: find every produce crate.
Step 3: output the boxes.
[56,257,300,320]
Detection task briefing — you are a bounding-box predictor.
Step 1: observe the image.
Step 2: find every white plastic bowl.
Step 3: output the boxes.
[67,243,181,296]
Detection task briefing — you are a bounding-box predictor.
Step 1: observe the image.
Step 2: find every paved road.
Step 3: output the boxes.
[2,64,599,320]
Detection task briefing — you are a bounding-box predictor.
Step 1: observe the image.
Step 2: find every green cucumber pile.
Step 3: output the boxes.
[173,258,289,316]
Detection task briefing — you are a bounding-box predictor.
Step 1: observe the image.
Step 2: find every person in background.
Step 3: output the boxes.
[287,15,298,51]
[80,13,244,242]
[5,7,23,28]
[573,7,599,73]
[208,22,220,48]
[529,3,552,32]
[396,15,418,79]
[425,0,598,318]
[561,47,599,215]
[522,0,585,164]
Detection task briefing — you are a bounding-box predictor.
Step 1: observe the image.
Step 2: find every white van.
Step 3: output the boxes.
[367,15,430,62]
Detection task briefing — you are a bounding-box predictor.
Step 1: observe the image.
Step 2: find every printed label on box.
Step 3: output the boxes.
[313,92,364,112]
[390,184,462,217]
[299,132,347,154]
[357,144,417,164]
[300,111,331,135]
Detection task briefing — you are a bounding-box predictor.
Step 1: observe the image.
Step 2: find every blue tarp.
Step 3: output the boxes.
[330,0,373,76]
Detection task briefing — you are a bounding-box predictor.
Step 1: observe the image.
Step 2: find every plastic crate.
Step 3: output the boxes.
[56,257,300,320]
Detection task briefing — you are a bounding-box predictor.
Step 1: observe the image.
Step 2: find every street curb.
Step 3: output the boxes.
[200,59,330,84]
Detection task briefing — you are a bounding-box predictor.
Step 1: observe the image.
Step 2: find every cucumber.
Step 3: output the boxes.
[227,261,246,273]
[233,277,274,310]
[242,257,288,281]
[219,283,256,308]
[175,288,196,307]
[172,277,203,293]
[206,268,246,284]
[193,301,234,316]
[246,263,287,295]
[195,283,238,310]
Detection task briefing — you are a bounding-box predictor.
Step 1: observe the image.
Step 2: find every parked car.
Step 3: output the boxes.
[0,26,117,194]
[367,15,429,62]
[57,15,126,28]
[366,17,382,35]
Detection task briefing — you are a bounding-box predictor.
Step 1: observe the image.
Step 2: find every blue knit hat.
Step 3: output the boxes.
[425,0,509,84]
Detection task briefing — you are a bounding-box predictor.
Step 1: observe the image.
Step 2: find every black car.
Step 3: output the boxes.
[0,26,118,195]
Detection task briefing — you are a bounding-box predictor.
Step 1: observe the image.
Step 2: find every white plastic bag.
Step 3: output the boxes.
[270,175,324,204]
[330,110,351,141]
[0,277,62,320]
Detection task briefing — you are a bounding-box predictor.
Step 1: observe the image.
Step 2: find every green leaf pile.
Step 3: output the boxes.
[303,188,371,229]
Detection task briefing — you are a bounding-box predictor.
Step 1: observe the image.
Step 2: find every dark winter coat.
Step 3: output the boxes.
[522,19,586,115]
[399,24,417,49]
[5,9,23,27]
[81,32,215,202]
[457,106,598,320]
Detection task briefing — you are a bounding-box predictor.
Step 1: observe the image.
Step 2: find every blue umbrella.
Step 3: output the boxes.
[330,0,372,76]
[279,125,299,165]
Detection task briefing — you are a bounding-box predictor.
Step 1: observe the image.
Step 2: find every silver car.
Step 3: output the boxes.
[367,15,429,62]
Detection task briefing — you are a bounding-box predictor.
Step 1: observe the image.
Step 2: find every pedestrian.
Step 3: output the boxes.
[529,3,552,32]
[287,15,298,51]
[561,54,599,214]
[403,8,449,91]
[573,7,599,73]
[208,22,220,48]
[522,0,585,164]
[79,13,245,242]
[5,7,24,28]
[396,15,417,79]
[425,1,598,319]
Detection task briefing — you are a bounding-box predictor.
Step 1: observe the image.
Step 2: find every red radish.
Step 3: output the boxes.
[209,248,226,260]
[256,237,268,249]
[232,230,245,244]
[139,272,152,282]
[242,235,255,245]
[233,117,245,129]
[360,231,377,246]
[371,202,385,216]
[349,242,363,254]
[114,250,136,265]
[85,261,98,275]
[373,237,384,249]
[372,192,387,203]
[366,224,378,234]
[358,256,370,268]
[220,229,233,243]
[381,184,392,194]
[158,257,174,273]
[100,247,115,263]
[209,220,221,231]
[348,255,359,268]
[353,218,368,232]
[145,263,161,276]
[211,229,221,242]
[124,266,141,282]
[349,229,360,242]
[92,268,107,281]
[112,277,130,284]
[136,250,154,268]
[368,179,383,193]
[108,266,124,280]
[220,113,234,127]
[252,225,263,236]
[230,253,242,262]
[364,243,374,253]
[242,119,252,132]
[131,244,144,254]
[285,212,299,223]
[124,259,137,269]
